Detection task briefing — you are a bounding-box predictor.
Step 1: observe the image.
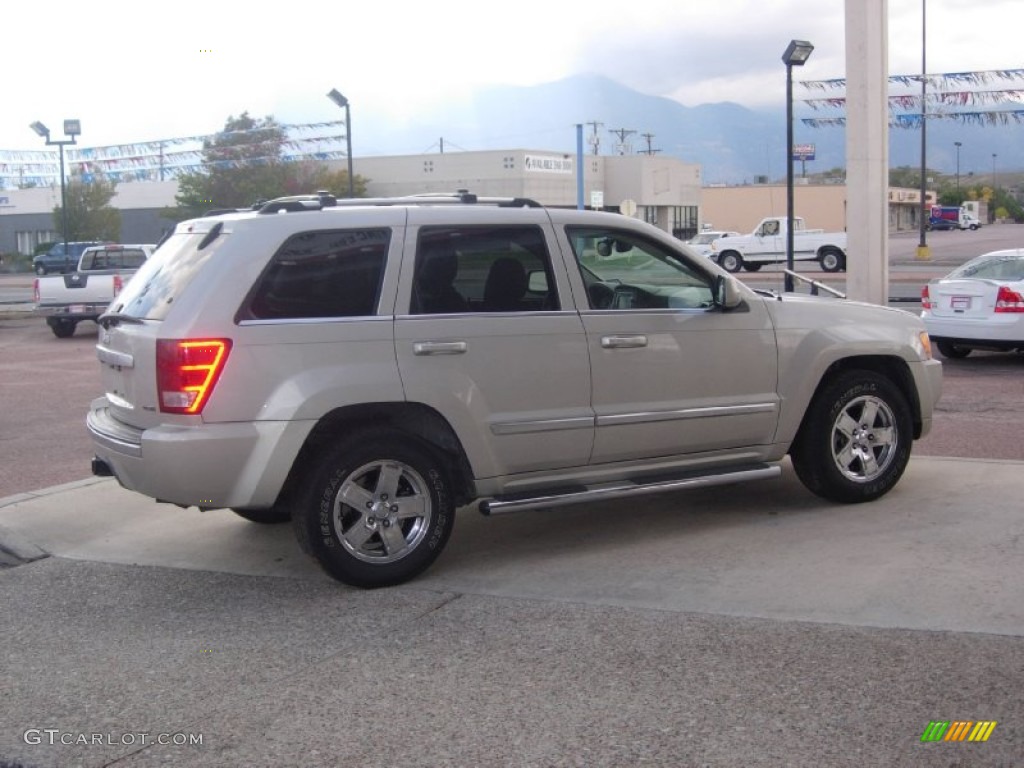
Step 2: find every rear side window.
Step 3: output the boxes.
[410,225,559,314]
[240,229,389,321]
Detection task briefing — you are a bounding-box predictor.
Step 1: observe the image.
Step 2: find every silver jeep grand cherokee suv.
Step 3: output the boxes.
[88,192,943,588]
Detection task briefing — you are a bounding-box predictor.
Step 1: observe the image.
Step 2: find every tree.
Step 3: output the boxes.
[53,174,121,241]
[169,112,366,220]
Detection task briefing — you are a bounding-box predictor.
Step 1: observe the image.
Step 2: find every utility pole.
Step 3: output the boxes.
[638,133,661,155]
[608,128,636,155]
[585,121,603,155]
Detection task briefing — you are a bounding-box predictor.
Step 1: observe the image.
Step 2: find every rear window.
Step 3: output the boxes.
[948,252,1024,281]
[81,248,148,271]
[109,231,225,320]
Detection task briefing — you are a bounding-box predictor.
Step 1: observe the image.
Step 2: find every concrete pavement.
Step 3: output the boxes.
[1,456,1022,766]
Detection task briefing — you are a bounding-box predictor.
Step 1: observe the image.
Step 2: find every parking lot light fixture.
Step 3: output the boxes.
[782,40,814,292]
[30,119,80,270]
[326,89,355,198]
[954,141,962,195]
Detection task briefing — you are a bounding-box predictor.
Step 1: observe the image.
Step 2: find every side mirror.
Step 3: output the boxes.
[714,275,743,310]
[596,239,612,258]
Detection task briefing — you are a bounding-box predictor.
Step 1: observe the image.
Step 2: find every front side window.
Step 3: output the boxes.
[410,225,559,314]
[241,229,389,320]
[566,227,714,310]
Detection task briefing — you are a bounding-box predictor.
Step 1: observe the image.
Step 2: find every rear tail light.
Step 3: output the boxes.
[113,274,124,297]
[33,279,40,304]
[156,339,232,414]
[994,286,1024,313]
[920,285,932,310]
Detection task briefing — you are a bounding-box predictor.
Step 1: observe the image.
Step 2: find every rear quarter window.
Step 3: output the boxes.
[238,229,390,321]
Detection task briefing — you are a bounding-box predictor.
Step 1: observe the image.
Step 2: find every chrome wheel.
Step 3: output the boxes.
[332,459,432,564]
[829,394,898,483]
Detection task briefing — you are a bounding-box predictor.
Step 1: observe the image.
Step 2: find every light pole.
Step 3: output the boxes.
[30,119,80,269]
[782,39,814,293]
[916,0,929,260]
[954,141,961,197]
[326,89,355,198]
[992,153,997,190]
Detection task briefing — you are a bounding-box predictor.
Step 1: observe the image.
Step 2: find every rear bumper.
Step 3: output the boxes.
[36,303,107,321]
[924,314,1024,345]
[87,397,314,509]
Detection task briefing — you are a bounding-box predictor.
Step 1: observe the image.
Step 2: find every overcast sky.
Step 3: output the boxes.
[3,0,1021,153]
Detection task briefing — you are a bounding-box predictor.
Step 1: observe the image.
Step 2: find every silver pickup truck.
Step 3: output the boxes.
[34,244,154,337]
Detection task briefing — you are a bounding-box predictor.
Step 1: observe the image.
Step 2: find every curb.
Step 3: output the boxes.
[0,476,112,510]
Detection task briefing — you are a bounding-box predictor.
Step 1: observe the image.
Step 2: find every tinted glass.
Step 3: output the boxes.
[111,232,225,320]
[242,229,389,320]
[410,225,558,314]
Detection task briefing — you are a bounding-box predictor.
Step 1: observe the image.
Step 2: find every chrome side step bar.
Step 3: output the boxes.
[479,464,781,516]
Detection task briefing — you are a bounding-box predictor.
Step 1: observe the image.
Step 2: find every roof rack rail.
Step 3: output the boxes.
[258,191,338,214]
[207,190,543,217]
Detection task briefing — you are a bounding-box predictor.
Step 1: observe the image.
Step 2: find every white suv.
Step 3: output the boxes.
[88,192,942,588]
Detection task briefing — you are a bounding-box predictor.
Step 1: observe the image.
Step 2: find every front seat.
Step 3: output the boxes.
[482,257,529,312]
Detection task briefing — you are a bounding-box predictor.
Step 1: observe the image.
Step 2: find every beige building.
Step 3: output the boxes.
[345,150,703,238]
[700,183,937,235]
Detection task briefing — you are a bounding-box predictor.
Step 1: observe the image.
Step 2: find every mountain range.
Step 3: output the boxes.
[356,73,1021,186]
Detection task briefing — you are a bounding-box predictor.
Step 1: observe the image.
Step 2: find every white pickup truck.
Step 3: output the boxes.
[34,243,154,338]
[710,216,847,274]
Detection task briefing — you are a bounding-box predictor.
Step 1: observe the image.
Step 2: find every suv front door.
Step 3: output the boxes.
[563,225,780,465]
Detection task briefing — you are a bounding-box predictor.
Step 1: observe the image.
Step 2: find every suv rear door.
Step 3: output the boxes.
[394,208,593,479]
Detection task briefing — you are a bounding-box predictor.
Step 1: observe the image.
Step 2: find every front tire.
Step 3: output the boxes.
[718,251,743,273]
[35,264,47,276]
[936,341,971,359]
[790,371,912,503]
[292,430,456,588]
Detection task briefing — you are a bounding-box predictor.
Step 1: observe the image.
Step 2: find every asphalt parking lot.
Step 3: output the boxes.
[1,228,1023,767]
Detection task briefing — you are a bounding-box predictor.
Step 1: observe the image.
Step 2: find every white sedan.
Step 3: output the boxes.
[686,230,740,258]
[921,248,1024,358]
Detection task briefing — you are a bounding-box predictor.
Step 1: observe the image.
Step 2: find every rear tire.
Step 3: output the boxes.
[790,370,912,503]
[292,429,456,588]
[936,341,971,359]
[819,248,845,273]
[718,251,743,273]
[742,263,762,272]
[50,319,76,338]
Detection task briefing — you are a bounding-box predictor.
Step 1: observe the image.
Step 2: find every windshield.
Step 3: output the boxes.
[947,251,1024,281]
[109,230,227,320]
[689,233,717,245]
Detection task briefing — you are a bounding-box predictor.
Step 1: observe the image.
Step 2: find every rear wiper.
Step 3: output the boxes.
[97,312,145,329]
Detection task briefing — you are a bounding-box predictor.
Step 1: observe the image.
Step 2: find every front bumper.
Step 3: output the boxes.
[87,397,314,509]
[910,358,943,438]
